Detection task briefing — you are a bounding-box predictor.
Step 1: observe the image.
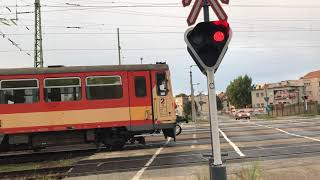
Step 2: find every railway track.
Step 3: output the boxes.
[0,147,97,165]
[3,145,320,179]
[66,146,320,177]
[2,118,320,179]
[0,166,72,179]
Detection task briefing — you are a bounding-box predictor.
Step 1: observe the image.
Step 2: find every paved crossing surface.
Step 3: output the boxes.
[65,116,320,180]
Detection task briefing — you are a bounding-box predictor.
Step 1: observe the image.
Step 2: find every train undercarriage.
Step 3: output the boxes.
[0,126,176,152]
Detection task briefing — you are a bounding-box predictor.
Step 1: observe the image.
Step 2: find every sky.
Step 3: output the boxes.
[0,0,320,95]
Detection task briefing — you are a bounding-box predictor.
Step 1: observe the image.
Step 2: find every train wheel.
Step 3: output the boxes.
[32,147,42,152]
[103,134,125,151]
[110,141,125,151]
[137,137,146,145]
[175,124,182,136]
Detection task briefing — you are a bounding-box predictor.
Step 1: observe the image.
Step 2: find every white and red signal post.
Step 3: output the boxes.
[183,1,232,180]
[182,0,229,26]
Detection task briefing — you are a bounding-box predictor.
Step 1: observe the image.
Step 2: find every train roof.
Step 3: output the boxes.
[0,64,169,76]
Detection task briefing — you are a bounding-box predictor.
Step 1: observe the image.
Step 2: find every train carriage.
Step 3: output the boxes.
[0,63,176,151]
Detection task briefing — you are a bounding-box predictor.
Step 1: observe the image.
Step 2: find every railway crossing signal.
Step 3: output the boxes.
[184,20,232,180]
[184,20,232,75]
[183,1,231,180]
[182,0,229,26]
[182,0,192,7]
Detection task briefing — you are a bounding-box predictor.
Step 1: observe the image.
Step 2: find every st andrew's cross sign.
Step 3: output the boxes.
[182,0,229,26]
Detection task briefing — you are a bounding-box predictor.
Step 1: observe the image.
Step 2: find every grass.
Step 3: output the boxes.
[233,162,262,180]
[194,162,262,180]
[298,113,318,117]
[254,114,274,120]
[196,174,210,180]
[255,112,320,120]
[25,174,61,180]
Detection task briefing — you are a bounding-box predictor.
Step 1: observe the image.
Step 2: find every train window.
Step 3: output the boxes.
[0,79,39,104]
[86,76,123,100]
[134,76,147,97]
[156,73,168,96]
[44,77,81,102]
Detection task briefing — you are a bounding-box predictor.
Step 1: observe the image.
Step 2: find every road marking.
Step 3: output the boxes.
[254,123,320,142]
[97,162,103,167]
[218,129,245,157]
[130,138,171,180]
[193,134,197,138]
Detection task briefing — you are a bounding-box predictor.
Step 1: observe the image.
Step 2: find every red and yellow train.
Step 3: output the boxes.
[0,63,176,151]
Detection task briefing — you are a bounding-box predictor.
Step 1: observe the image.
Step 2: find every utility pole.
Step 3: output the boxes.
[190,65,197,124]
[199,91,204,112]
[117,28,121,65]
[34,0,44,68]
[15,0,18,21]
[264,85,270,116]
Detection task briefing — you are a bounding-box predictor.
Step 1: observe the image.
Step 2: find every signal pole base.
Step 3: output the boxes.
[209,159,227,180]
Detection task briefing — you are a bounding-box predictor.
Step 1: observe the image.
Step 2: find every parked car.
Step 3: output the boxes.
[235,110,251,120]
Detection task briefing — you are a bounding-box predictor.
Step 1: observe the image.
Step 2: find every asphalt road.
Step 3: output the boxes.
[65,116,320,180]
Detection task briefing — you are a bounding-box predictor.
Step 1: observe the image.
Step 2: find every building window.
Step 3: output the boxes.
[156,72,168,96]
[0,79,39,104]
[261,93,264,97]
[44,77,81,102]
[256,93,260,97]
[134,76,147,97]
[86,76,123,100]
[256,104,261,108]
[261,103,265,108]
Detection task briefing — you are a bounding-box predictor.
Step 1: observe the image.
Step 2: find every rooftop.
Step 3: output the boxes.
[302,70,320,79]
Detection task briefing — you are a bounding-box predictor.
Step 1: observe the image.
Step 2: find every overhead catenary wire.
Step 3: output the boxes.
[1,44,320,53]
[2,3,320,16]
[0,29,32,56]
[1,1,320,62]
[3,28,320,36]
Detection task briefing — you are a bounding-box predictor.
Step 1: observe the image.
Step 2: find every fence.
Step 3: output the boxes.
[271,102,319,117]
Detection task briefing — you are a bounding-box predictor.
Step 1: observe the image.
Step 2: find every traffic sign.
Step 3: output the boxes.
[182,0,192,7]
[207,0,228,20]
[187,0,204,26]
[184,20,232,74]
[220,0,229,4]
[182,0,229,26]
[266,105,272,113]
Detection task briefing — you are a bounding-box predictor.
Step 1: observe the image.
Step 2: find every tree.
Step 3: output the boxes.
[183,101,198,118]
[176,93,188,97]
[226,75,253,109]
[216,96,223,111]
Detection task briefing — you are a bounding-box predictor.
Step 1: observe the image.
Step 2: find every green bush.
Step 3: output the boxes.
[235,162,262,180]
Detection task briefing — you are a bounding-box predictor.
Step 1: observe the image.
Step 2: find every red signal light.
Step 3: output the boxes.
[213,20,229,28]
[213,31,225,42]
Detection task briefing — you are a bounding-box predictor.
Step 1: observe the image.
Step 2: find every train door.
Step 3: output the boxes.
[152,71,176,124]
[128,71,153,131]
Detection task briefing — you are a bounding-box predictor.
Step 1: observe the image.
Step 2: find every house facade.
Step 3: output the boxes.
[252,70,320,109]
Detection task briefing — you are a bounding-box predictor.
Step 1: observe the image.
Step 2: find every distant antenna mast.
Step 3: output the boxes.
[34,0,43,68]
